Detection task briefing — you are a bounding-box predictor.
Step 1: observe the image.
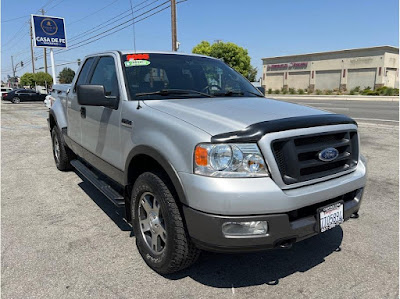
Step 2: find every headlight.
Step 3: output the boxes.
[194,143,269,177]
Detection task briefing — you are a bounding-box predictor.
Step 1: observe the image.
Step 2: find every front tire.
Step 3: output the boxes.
[131,172,200,274]
[51,126,74,171]
[12,97,20,104]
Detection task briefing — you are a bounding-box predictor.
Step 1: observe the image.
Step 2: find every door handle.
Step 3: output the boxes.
[80,107,86,118]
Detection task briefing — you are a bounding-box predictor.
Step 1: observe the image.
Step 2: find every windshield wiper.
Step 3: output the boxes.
[213,91,244,97]
[214,90,264,97]
[135,89,214,98]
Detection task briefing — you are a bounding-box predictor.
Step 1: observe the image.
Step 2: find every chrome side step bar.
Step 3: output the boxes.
[70,159,125,207]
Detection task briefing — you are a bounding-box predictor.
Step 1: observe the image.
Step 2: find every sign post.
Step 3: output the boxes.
[31,15,67,85]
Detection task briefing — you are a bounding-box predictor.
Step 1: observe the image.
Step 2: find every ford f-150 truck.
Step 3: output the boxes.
[48,51,367,274]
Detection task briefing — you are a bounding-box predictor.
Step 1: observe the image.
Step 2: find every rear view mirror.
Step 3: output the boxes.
[77,85,118,109]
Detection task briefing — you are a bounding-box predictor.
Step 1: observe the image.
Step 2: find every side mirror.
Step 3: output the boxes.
[77,85,118,109]
[257,86,265,95]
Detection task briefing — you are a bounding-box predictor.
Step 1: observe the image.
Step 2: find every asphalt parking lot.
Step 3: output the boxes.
[2,100,399,298]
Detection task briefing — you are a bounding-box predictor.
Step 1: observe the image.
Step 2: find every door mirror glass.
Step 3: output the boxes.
[77,85,118,109]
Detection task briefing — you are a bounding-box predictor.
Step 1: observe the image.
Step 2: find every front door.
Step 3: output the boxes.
[79,55,123,170]
[67,57,96,145]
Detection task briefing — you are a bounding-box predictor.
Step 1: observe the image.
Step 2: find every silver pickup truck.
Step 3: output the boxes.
[49,51,367,274]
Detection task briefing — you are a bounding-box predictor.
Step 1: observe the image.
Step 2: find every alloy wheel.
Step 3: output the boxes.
[138,192,167,254]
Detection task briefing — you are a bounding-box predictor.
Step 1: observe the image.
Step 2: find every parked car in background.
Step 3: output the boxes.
[3,89,47,103]
[1,87,13,96]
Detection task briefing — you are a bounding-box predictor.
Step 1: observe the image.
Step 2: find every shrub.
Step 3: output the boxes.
[268,88,272,94]
[289,88,296,94]
[315,89,322,95]
[274,89,280,94]
[298,89,304,94]
[394,88,399,96]
[384,87,394,96]
[325,89,333,95]
[281,88,288,94]
[349,87,360,95]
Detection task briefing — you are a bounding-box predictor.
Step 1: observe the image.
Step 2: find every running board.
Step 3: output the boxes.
[71,159,125,207]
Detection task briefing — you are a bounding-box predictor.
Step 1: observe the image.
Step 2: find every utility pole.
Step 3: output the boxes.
[171,0,177,51]
[11,56,15,78]
[29,21,35,73]
[40,8,48,74]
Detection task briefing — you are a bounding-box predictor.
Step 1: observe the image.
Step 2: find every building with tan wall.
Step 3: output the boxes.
[261,46,399,92]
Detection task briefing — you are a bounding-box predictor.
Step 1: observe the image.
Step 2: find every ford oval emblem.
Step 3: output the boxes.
[318,147,339,162]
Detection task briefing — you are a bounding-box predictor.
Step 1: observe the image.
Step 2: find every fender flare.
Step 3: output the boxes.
[124,145,188,205]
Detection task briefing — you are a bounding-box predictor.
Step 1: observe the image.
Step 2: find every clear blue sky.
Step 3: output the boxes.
[1,0,399,82]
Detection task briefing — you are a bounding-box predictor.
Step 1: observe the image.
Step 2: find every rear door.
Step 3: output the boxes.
[17,90,30,101]
[80,55,123,169]
[67,57,95,145]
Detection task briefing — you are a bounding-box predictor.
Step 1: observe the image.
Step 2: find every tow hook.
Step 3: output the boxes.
[350,212,359,219]
[276,238,296,249]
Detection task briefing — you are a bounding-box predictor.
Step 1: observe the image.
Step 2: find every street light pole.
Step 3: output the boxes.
[11,56,15,78]
[29,21,35,73]
[40,9,48,74]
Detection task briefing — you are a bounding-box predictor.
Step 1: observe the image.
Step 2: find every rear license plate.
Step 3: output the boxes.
[318,201,344,233]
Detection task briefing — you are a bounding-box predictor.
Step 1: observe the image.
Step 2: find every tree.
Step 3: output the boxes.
[192,41,258,81]
[58,67,75,84]
[20,73,35,87]
[192,41,212,56]
[33,72,53,86]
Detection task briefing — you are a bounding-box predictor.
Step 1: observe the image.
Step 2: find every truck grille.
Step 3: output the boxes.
[271,130,359,185]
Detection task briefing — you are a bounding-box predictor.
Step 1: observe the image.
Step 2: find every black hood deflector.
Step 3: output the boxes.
[211,114,357,143]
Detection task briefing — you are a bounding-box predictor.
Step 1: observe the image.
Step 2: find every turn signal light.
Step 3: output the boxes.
[195,146,208,166]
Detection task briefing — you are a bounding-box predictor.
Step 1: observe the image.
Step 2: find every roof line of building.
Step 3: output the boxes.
[262,45,399,61]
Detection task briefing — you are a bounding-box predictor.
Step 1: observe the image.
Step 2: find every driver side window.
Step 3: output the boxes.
[89,56,119,97]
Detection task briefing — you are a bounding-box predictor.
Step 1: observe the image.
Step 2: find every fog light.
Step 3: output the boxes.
[222,221,268,236]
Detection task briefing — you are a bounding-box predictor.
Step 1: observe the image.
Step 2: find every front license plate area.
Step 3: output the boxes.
[318,201,344,233]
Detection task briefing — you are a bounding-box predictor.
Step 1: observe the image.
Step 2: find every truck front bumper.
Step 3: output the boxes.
[183,188,364,252]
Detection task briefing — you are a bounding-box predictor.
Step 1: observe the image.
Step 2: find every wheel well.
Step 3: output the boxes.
[125,154,183,223]
[49,114,56,131]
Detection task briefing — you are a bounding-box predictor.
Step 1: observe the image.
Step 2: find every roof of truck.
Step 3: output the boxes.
[84,50,217,60]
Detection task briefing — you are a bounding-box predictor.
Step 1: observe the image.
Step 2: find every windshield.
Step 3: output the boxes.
[122,53,262,100]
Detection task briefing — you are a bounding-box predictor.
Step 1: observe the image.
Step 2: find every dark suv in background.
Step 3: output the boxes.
[2,89,47,103]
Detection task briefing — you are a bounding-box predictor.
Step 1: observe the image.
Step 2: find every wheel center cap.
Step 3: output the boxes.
[148,212,160,233]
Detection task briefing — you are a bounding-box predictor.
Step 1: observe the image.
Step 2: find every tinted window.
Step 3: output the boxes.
[76,57,95,86]
[122,53,261,99]
[89,56,119,96]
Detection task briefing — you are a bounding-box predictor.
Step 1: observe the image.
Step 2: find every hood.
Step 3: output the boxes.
[144,97,329,136]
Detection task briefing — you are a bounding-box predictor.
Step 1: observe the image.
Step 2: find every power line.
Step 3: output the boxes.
[32,0,169,59]
[68,0,121,25]
[46,0,66,11]
[68,0,161,43]
[2,15,29,23]
[52,4,171,55]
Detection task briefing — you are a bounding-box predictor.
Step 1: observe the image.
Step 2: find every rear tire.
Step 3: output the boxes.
[11,97,20,104]
[131,172,200,274]
[51,126,74,171]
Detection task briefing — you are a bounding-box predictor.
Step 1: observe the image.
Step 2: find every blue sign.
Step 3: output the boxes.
[31,15,67,48]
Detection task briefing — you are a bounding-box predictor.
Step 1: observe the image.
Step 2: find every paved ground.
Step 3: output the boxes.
[276,98,399,122]
[2,100,399,298]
